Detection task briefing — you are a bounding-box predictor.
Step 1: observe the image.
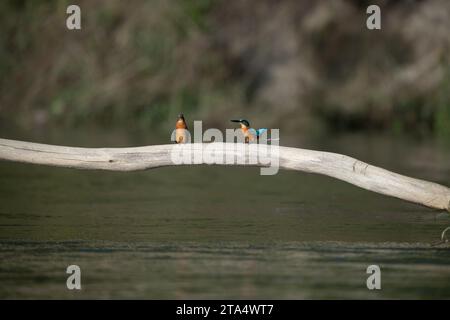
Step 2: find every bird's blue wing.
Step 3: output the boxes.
[256,128,268,137]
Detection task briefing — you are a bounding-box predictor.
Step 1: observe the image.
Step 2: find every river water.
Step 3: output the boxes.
[0,130,449,298]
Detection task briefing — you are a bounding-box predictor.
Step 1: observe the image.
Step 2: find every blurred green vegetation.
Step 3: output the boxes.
[0,0,234,131]
[0,0,449,140]
[435,66,450,139]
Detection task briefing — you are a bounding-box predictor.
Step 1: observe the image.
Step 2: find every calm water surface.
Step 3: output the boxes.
[0,131,449,299]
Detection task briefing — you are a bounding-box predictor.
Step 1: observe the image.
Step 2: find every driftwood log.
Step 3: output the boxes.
[0,138,449,212]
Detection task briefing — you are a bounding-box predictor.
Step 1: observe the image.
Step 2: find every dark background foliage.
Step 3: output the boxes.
[0,0,449,138]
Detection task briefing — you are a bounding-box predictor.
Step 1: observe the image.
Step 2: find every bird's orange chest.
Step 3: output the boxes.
[176,119,187,129]
[241,126,255,141]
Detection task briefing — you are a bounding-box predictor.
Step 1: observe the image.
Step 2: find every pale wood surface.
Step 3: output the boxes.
[0,138,449,212]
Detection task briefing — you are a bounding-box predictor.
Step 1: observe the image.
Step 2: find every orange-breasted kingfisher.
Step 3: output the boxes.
[230,119,268,143]
[175,113,188,144]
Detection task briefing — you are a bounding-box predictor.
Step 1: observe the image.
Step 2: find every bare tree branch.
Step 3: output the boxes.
[0,138,449,212]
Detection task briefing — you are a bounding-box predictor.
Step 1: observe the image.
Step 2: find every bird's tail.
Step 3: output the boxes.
[255,128,279,142]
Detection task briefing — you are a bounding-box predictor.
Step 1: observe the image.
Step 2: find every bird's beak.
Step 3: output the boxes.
[230,119,241,123]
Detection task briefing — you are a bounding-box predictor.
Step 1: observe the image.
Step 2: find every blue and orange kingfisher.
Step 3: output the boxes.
[175,113,188,144]
[230,119,268,143]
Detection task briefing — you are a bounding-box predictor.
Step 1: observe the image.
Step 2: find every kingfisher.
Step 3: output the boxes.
[175,113,188,144]
[230,119,268,143]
